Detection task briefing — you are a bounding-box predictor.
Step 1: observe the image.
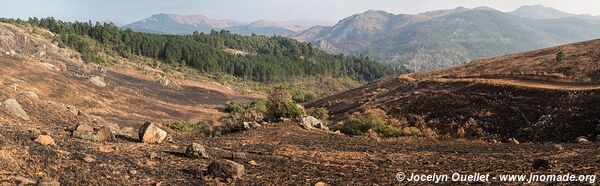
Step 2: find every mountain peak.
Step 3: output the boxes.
[473,6,497,11]
[511,5,575,20]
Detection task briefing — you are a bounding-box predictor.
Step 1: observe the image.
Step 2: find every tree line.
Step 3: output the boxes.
[1,17,409,82]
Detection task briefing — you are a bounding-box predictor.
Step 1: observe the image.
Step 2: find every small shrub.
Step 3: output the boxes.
[240,109,264,122]
[269,89,293,103]
[246,100,269,114]
[224,102,245,114]
[268,101,304,119]
[308,108,329,121]
[556,51,566,63]
[334,116,401,137]
[196,122,222,137]
[169,121,198,132]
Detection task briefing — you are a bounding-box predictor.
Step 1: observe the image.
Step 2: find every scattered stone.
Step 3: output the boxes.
[128,169,138,175]
[242,121,261,130]
[596,135,600,142]
[185,143,210,159]
[96,126,117,142]
[532,159,551,170]
[40,63,59,71]
[315,182,328,186]
[90,76,107,87]
[7,83,17,91]
[247,160,258,166]
[22,91,39,99]
[38,179,60,186]
[149,152,159,159]
[508,138,519,144]
[576,136,590,143]
[554,144,564,151]
[65,105,78,115]
[138,122,167,143]
[3,99,30,121]
[233,152,247,160]
[28,128,43,136]
[12,176,36,185]
[207,159,245,180]
[34,135,56,146]
[83,156,95,163]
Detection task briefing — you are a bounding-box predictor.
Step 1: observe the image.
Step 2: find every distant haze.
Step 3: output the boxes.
[1,0,600,24]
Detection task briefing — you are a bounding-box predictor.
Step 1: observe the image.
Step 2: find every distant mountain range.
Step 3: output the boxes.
[123,14,311,36]
[120,5,600,72]
[294,5,600,71]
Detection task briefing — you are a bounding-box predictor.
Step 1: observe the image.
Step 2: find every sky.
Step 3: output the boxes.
[1,0,599,24]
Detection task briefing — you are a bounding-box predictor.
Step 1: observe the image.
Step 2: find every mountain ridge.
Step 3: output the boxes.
[294,7,600,71]
[123,13,305,36]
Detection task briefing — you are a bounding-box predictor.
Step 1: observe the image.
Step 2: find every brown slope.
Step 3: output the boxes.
[307,39,600,142]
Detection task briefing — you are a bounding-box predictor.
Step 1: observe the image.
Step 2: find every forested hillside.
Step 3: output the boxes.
[0,17,402,82]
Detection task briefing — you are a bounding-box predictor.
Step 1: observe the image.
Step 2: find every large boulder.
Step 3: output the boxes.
[185,143,210,158]
[138,122,167,143]
[207,159,245,180]
[2,99,30,121]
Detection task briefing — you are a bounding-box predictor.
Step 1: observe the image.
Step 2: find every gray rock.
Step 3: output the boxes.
[242,122,261,130]
[138,122,167,143]
[532,159,551,170]
[596,124,600,133]
[207,159,245,180]
[185,143,210,158]
[300,116,325,130]
[3,99,30,121]
[90,76,107,87]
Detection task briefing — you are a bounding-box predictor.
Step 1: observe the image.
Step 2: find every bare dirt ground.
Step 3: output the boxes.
[1,119,599,185]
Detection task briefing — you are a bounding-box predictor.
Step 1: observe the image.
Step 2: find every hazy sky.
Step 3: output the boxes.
[1,0,599,24]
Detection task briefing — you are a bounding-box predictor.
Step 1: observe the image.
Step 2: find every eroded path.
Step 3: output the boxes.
[400,74,600,91]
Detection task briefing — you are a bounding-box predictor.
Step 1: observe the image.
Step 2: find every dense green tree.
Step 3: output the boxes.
[1,17,409,82]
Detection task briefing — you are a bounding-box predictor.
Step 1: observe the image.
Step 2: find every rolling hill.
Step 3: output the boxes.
[307,39,600,142]
[294,6,600,72]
